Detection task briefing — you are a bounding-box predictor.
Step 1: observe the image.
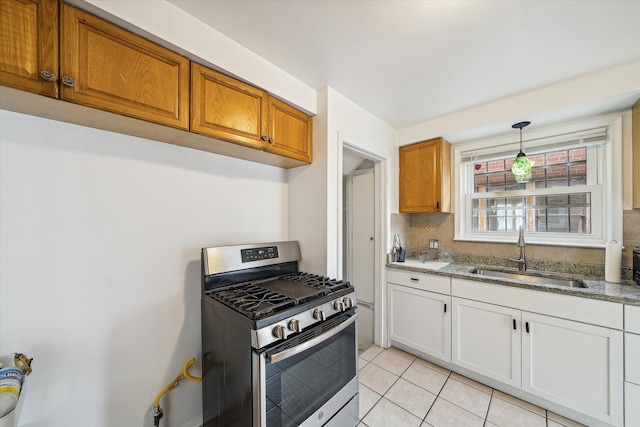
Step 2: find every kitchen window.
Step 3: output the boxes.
[453,115,623,248]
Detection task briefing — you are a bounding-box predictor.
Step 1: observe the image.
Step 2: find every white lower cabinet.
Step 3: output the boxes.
[451,298,624,425]
[388,283,451,361]
[451,297,521,387]
[450,278,624,426]
[522,312,624,426]
[387,272,627,426]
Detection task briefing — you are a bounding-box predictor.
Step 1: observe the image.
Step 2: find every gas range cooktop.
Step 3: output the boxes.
[209,272,352,320]
[202,242,357,348]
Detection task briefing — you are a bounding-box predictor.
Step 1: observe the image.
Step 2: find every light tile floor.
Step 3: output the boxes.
[358,345,586,427]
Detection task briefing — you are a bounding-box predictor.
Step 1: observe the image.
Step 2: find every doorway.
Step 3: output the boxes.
[343,149,376,350]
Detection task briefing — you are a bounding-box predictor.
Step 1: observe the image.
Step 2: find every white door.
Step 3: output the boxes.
[349,169,375,348]
[388,284,451,361]
[452,297,522,387]
[522,312,624,426]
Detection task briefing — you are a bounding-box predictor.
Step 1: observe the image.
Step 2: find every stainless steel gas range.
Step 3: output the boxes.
[201,241,359,427]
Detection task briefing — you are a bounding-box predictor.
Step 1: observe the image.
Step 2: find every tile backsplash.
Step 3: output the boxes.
[391,209,640,280]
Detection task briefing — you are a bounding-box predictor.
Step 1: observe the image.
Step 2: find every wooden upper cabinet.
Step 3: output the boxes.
[0,0,58,98]
[399,137,451,213]
[59,3,189,130]
[191,63,267,149]
[266,96,312,163]
[191,62,312,163]
[1,2,310,167]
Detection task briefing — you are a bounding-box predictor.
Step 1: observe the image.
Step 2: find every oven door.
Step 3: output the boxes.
[253,311,359,427]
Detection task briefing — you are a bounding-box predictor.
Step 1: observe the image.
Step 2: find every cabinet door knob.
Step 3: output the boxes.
[61,76,77,87]
[436,201,440,210]
[261,135,269,141]
[39,70,56,82]
[268,137,275,144]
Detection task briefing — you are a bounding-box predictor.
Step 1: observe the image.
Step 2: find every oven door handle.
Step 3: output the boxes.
[267,313,358,364]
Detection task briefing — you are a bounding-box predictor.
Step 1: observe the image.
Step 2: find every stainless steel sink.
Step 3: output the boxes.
[471,269,587,288]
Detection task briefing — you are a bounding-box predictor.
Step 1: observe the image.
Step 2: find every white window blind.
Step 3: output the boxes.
[460,127,607,164]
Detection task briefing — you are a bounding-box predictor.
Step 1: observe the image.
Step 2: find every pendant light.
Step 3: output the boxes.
[511,121,531,183]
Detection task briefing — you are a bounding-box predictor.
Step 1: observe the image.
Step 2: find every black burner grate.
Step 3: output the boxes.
[212,283,296,320]
[278,272,350,292]
[209,272,351,320]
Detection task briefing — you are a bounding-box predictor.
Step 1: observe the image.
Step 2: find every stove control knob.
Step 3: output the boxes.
[342,297,354,308]
[272,325,287,340]
[313,308,326,321]
[288,319,302,333]
[333,300,345,312]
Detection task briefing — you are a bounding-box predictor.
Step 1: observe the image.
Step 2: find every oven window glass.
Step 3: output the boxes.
[265,321,356,426]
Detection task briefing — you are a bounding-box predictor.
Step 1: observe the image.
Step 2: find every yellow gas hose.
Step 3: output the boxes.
[153,357,202,426]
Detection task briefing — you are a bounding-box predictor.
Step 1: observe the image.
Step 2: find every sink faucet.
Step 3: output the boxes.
[509,226,527,271]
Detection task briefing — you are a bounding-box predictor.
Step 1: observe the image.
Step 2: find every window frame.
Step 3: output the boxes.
[453,115,623,248]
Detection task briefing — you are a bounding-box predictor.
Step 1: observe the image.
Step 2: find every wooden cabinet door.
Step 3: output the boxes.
[522,312,623,426]
[191,63,267,149]
[59,3,189,129]
[399,138,450,213]
[0,0,58,97]
[266,96,312,163]
[452,297,521,387]
[388,283,451,361]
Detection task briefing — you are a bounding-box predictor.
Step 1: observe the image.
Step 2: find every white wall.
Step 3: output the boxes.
[288,87,397,277]
[326,87,397,276]
[398,59,640,146]
[61,0,399,283]
[0,111,288,427]
[287,89,329,275]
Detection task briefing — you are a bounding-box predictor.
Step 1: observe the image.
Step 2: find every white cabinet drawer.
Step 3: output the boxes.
[626,332,640,385]
[451,278,623,329]
[387,269,450,294]
[625,305,640,334]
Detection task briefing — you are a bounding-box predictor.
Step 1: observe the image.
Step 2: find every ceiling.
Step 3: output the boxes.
[165,0,640,130]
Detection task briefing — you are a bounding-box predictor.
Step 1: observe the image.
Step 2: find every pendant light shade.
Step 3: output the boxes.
[511,121,531,182]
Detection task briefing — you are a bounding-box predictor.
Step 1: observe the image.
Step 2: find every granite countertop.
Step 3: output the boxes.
[387,259,640,305]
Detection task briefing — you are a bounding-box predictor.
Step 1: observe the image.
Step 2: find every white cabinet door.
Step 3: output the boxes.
[626,332,640,385]
[626,382,640,427]
[388,283,451,361]
[452,297,521,387]
[522,312,624,426]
